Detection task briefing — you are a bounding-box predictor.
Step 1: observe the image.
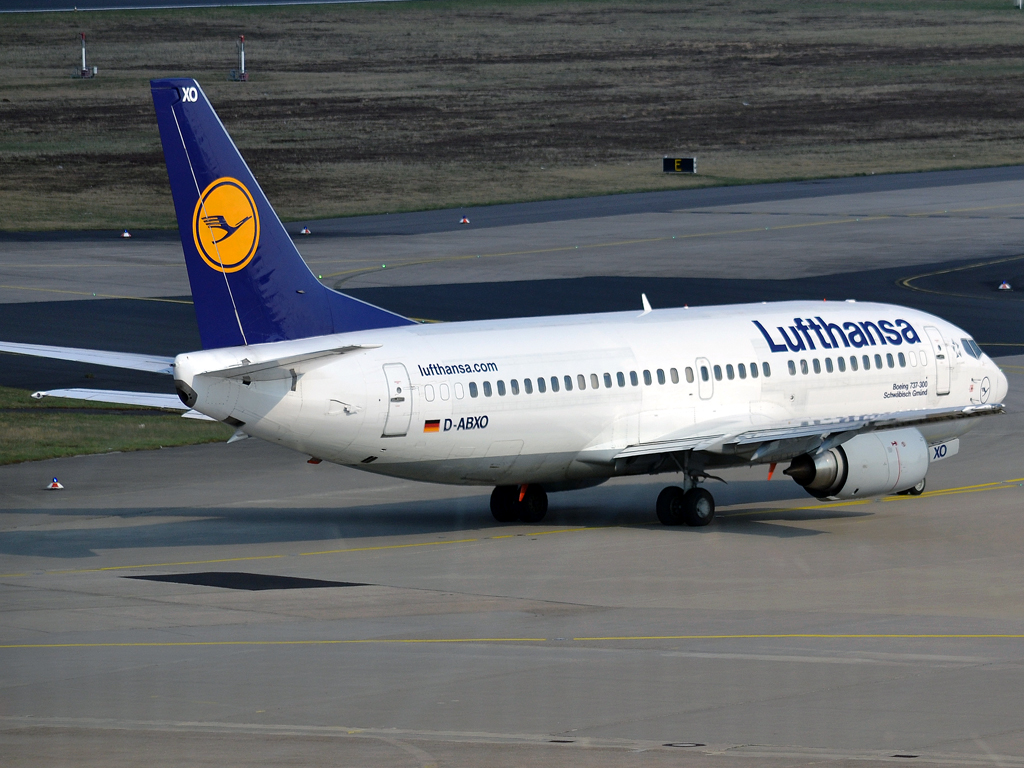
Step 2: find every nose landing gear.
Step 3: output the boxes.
[656,485,715,527]
[490,484,548,524]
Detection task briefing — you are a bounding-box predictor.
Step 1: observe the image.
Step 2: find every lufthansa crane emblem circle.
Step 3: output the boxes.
[192,177,260,273]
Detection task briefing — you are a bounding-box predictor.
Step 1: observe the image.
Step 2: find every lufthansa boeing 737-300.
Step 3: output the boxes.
[0,79,1009,526]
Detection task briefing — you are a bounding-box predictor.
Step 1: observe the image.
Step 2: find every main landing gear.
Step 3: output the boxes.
[491,484,548,524]
[656,485,715,527]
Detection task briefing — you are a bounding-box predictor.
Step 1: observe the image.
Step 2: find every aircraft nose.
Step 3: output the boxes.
[993,363,1009,404]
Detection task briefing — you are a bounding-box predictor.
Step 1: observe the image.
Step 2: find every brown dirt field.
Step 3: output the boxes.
[1,0,1023,230]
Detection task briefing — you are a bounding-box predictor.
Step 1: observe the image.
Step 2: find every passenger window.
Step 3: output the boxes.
[898,352,906,367]
[564,375,573,391]
[920,351,928,365]
[788,360,797,376]
[750,362,758,379]
[440,383,450,400]
[604,372,613,388]
[800,360,809,375]
[726,364,735,380]
[454,382,465,399]
[550,376,559,392]
[862,355,871,370]
[469,382,479,398]
[643,370,652,385]
[713,365,722,381]
[497,380,506,396]
[874,354,883,369]
[657,369,666,384]
[617,372,626,387]
[577,374,586,390]
[591,373,600,389]
[738,363,746,379]
[812,359,821,374]
[685,367,694,383]
[837,357,846,372]
[511,379,520,395]
[671,368,680,384]
[825,358,833,373]
[630,371,639,386]
[886,353,894,368]
[425,384,435,402]
[762,362,771,377]
[537,377,546,393]
[483,381,493,397]
[700,366,709,382]
[524,378,533,394]
[850,356,858,371]
[909,351,917,367]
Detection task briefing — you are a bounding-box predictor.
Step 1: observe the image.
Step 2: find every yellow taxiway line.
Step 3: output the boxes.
[3,633,1024,650]
[0,284,193,304]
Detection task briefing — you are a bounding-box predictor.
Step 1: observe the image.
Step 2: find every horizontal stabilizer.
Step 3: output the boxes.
[32,388,185,409]
[1,342,174,374]
[32,387,217,421]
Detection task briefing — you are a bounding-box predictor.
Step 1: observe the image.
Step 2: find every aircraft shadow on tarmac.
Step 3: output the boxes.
[0,482,871,559]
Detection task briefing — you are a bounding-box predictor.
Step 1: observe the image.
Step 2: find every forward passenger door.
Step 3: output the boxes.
[924,327,951,396]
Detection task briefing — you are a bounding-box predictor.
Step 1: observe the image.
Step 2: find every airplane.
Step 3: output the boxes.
[0,79,1008,527]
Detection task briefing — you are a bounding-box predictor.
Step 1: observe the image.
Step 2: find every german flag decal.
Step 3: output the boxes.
[423,420,441,433]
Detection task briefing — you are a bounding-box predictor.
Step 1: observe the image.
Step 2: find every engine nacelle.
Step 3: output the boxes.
[784,427,929,499]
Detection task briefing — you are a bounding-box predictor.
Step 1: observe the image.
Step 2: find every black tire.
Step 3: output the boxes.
[518,485,548,524]
[490,486,519,523]
[907,478,926,496]
[682,487,715,527]
[656,486,686,526]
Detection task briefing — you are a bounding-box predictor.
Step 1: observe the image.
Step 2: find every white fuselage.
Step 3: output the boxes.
[173,300,1007,486]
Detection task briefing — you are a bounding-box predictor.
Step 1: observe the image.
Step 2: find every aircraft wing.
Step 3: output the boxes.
[614,402,1004,463]
[0,341,175,374]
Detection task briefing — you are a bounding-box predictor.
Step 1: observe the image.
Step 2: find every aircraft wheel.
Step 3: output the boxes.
[907,478,926,496]
[518,485,548,524]
[490,486,519,523]
[656,486,686,526]
[682,487,715,527]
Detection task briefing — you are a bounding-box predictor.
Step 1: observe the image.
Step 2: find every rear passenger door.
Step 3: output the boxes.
[382,363,412,437]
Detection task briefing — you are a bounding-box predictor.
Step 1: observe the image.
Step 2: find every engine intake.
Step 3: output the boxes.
[784,427,929,499]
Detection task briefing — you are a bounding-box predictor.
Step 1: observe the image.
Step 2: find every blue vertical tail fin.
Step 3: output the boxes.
[151,78,413,350]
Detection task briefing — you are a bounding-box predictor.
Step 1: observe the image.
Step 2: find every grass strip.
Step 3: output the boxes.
[2,0,1023,231]
[0,385,232,465]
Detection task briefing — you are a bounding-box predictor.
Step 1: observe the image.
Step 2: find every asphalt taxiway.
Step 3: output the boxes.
[3,171,1024,766]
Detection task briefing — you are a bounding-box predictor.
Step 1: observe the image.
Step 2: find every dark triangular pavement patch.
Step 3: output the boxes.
[128,572,368,591]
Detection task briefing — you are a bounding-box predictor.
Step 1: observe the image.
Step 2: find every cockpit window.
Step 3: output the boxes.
[962,338,981,359]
